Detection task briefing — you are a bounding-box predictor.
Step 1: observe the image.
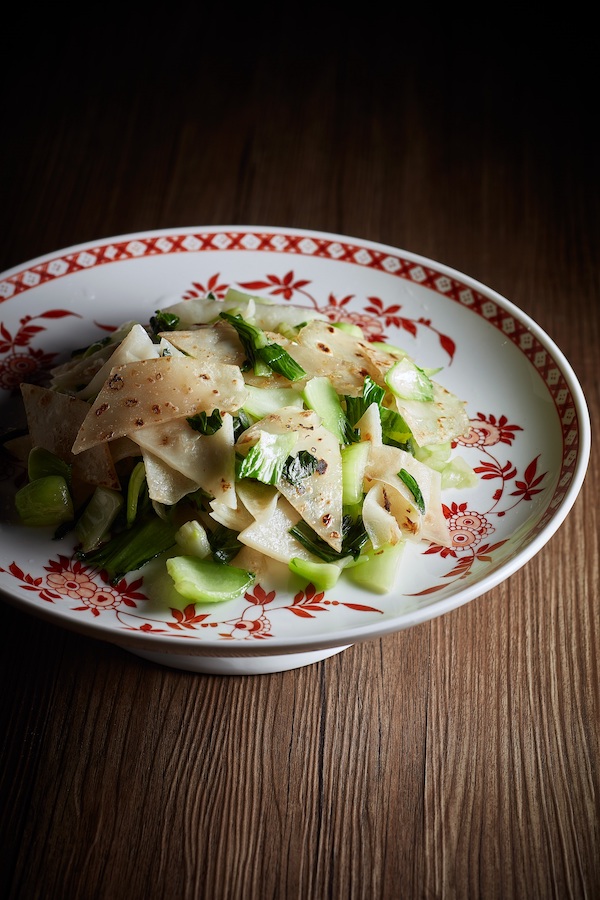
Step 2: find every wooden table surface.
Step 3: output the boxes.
[1,14,598,900]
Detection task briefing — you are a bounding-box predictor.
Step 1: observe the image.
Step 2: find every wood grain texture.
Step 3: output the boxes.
[1,12,598,900]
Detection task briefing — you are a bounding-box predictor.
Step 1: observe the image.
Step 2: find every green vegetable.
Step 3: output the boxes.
[232,410,253,440]
[175,520,212,558]
[237,431,298,485]
[345,376,412,448]
[242,384,304,419]
[186,408,223,436]
[290,515,368,563]
[27,446,72,486]
[379,407,412,449]
[220,312,306,381]
[385,358,434,402]
[207,523,243,564]
[398,468,425,514]
[346,541,405,593]
[440,456,479,490]
[166,556,255,604]
[282,450,322,488]
[75,486,124,552]
[126,461,148,526]
[345,376,385,426]
[15,475,74,528]
[150,309,180,334]
[302,376,357,445]
[331,321,364,338]
[76,516,177,584]
[341,441,370,510]
[289,557,343,591]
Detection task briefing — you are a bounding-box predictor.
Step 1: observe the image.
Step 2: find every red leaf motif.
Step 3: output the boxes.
[39,310,80,319]
[524,456,540,483]
[399,318,418,337]
[342,603,384,613]
[289,608,316,618]
[439,333,456,360]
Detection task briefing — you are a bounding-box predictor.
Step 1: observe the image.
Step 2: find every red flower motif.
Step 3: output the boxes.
[182,274,230,299]
[168,604,211,629]
[510,455,547,500]
[456,413,523,448]
[239,272,312,301]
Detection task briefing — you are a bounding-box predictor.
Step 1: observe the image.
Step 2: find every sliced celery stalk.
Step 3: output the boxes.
[15,475,74,527]
[341,440,370,507]
[27,446,72,486]
[302,376,356,445]
[289,557,342,591]
[346,541,405,594]
[75,486,124,552]
[175,520,212,558]
[166,556,255,604]
[242,384,304,419]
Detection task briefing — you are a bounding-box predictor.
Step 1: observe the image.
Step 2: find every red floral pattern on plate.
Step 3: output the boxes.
[0,229,583,645]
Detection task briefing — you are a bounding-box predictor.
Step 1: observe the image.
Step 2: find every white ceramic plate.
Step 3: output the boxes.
[0,227,591,674]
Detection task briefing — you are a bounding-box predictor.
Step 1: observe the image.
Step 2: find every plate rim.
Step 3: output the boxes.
[0,225,592,658]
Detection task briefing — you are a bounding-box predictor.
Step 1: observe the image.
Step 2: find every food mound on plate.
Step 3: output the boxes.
[8,287,477,606]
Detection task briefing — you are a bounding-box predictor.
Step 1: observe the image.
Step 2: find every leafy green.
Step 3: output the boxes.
[282,450,322,487]
[150,309,181,334]
[289,515,369,563]
[219,311,306,380]
[398,468,425,513]
[237,431,298,485]
[186,408,223,436]
[207,523,243,564]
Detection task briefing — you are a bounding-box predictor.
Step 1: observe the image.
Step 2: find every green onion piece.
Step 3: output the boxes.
[15,475,74,528]
[186,408,223,435]
[398,468,425,513]
[27,446,72,486]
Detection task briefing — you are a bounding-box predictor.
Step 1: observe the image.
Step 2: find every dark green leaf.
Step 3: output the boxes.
[398,468,425,513]
[186,408,223,436]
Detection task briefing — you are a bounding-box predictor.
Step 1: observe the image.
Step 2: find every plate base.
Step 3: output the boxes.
[129,644,352,675]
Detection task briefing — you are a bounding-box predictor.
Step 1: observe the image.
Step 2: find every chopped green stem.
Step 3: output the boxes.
[220,312,306,380]
[76,515,177,584]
